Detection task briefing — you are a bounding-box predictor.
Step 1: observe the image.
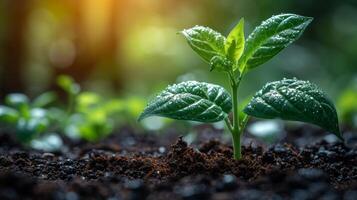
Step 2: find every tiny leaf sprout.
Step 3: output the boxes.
[139,14,343,160]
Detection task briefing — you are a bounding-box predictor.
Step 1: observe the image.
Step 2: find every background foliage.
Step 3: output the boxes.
[0,0,356,130]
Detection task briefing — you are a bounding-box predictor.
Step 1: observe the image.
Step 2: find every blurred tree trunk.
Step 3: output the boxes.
[0,0,30,96]
[104,0,123,91]
[52,0,123,93]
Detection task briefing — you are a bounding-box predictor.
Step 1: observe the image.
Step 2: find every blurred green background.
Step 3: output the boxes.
[0,0,356,116]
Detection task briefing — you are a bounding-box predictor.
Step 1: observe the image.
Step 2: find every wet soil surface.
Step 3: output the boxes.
[0,125,356,200]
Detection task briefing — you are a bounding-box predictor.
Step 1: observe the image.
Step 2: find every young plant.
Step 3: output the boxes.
[0,92,56,143]
[337,85,357,128]
[56,75,124,141]
[139,14,343,160]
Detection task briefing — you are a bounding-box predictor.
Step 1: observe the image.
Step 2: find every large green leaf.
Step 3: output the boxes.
[139,81,232,122]
[244,78,342,140]
[239,14,313,71]
[181,26,226,64]
[225,18,245,65]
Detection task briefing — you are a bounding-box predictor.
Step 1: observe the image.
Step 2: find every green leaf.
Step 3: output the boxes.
[5,93,29,108]
[76,92,102,112]
[57,75,80,95]
[225,18,245,64]
[5,93,30,119]
[244,78,342,140]
[337,87,357,124]
[239,14,313,71]
[30,108,48,119]
[16,117,49,143]
[30,134,63,152]
[209,55,234,72]
[32,92,57,108]
[139,81,232,122]
[65,112,113,142]
[181,26,226,64]
[124,97,146,117]
[0,106,19,124]
[103,99,125,115]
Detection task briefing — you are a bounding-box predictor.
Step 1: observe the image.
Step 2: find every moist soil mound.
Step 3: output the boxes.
[0,126,356,200]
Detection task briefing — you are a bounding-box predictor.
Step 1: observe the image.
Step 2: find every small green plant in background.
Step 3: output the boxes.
[338,84,357,128]
[139,14,343,160]
[0,92,56,143]
[56,75,122,141]
[57,75,81,114]
[0,74,150,149]
[56,75,150,141]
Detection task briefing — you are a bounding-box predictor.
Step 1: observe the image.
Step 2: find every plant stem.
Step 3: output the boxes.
[67,93,75,115]
[231,80,241,160]
[64,92,76,129]
[226,70,243,160]
[231,125,241,159]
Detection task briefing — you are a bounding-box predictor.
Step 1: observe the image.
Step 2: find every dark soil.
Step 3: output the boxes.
[0,125,356,200]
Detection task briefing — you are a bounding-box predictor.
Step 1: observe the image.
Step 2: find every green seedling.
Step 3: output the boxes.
[67,92,119,141]
[139,14,343,159]
[0,92,56,143]
[57,75,125,141]
[57,75,80,114]
[338,84,357,128]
